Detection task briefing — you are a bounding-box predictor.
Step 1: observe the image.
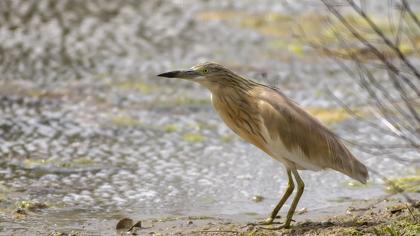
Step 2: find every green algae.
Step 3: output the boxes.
[116,80,155,94]
[175,96,210,106]
[23,158,54,168]
[220,134,236,143]
[385,175,420,193]
[183,133,205,142]
[163,124,178,133]
[110,114,141,127]
[345,180,370,188]
[197,10,420,59]
[373,217,420,236]
[339,227,363,236]
[60,157,95,168]
[23,157,95,169]
[16,200,48,211]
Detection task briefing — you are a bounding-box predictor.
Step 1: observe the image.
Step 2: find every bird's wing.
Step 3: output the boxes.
[254,87,368,183]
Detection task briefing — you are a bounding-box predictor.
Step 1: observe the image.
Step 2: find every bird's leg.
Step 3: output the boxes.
[283,169,304,228]
[261,169,305,230]
[259,169,295,225]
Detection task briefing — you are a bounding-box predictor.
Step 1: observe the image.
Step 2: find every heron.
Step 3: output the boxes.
[158,62,368,229]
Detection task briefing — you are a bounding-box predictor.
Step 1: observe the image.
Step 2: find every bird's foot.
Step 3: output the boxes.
[258,217,275,225]
[258,222,291,230]
[243,217,281,228]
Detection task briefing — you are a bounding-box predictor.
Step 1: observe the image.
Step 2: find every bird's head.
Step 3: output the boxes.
[158,62,241,89]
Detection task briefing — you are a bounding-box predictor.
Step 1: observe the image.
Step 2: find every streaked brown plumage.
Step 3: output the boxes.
[158,62,368,229]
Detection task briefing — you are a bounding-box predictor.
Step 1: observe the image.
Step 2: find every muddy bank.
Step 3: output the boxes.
[43,197,420,235]
[118,199,420,236]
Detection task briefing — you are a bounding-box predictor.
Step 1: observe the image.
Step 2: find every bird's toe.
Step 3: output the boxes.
[245,217,282,227]
[258,223,291,230]
[260,217,274,225]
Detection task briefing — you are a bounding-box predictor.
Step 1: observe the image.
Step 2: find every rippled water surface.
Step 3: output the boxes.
[0,0,419,235]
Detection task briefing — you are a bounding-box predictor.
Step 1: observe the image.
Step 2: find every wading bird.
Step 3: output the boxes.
[158,62,368,229]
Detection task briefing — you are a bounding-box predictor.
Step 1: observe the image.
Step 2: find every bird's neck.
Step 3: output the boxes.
[208,84,253,102]
[200,74,258,95]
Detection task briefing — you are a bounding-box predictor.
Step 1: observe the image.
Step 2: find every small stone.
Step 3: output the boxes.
[116,217,133,231]
[252,195,264,203]
[320,220,334,227]
[15,209,27,215]
[13,209,27,220]
[296,207,308,215]
[128,220,142,232]
[346,207,356,215]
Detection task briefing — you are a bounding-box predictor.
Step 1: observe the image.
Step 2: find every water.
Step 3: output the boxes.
[0,0,419,235]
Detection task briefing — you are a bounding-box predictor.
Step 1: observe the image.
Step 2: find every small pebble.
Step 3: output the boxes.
[320,221,334,227]
[252,195,264,203]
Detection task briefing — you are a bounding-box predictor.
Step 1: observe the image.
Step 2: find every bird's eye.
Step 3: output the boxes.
[202,69,209,73]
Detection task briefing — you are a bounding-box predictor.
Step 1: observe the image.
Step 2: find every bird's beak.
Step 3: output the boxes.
[157,70,200,79]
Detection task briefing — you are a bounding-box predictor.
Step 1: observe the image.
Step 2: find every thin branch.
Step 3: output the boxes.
[326,86,405,139]
[321,0,420,97]
[347,0,420,80]
[401,0,420,29]
[360,61,419,129]
[307,39,417,143]
[393,1,405,47]
[325,21,419,133]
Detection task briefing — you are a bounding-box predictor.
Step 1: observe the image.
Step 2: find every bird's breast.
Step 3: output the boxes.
[211,93,273,157]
